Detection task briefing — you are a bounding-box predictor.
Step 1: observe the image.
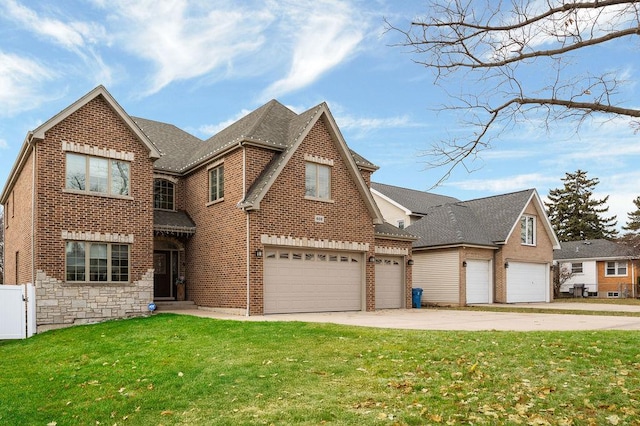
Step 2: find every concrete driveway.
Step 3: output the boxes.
[160,302,640,331]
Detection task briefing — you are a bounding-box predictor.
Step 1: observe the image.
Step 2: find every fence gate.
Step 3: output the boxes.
[0,284,36,339]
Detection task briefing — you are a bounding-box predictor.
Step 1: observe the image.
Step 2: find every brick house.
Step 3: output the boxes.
[1,86,414,331]
[372,184,561,305]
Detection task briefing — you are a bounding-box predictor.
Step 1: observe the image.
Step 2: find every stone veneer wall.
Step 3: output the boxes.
[35,269,154,332]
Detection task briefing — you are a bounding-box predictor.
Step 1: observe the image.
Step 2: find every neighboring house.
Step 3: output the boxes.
[1,86,414,331]
[371,182,459,229]
[374,187,560,305]
[554,239,640,298]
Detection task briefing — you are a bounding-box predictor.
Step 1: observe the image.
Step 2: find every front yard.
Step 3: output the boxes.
[1,314,639,425]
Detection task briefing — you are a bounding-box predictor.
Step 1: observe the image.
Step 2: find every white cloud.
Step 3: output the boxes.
[99,0,274,96]
[0,51,56,116]
[447,173,557,193]
[198,108,253,137]
[261,0,366,99]
[3,0,106,51]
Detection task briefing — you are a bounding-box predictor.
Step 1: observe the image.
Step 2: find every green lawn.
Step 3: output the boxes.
[1,314,639,425]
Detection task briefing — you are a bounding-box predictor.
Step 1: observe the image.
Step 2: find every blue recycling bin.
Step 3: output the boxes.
[412,288,423,308]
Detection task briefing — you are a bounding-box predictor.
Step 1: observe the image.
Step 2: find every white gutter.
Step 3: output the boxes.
[31,137,36,286]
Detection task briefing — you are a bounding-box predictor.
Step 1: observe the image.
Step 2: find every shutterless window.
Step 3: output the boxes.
[209,164,224,202]
[305,162,330,199]
[66,153,130,196]
[154,179,175,210]
[520,215,535,245]
[65,242,129,282]
[571,263,583,273]
[606,261,627,276]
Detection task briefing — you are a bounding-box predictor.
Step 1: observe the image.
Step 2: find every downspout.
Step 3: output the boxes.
[30,137,36,286]
[243,145,250,317]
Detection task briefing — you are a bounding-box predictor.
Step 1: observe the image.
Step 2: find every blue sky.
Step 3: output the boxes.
[1,0,638,229]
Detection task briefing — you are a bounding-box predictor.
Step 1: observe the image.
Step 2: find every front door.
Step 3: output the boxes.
[154,251,172,298]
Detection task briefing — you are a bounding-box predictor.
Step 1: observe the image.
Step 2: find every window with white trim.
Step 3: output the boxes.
[520,215,536,245]
[66,153,130,196]
[209,164,224,202]
[305,162,331,200]
[605,261,627,276]
[571,263,583,273]
[154,179,175,210]
[397,220,405,230]
[65,241,130,282]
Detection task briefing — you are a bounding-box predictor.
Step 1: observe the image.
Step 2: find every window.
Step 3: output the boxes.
[66,153,130,196]
[520,215,535,245]
[154,179,175,210]
[607,291,620,298]
[571,263,583,274]
[305,162,331,200]
[397,220,405,230]
[209,165,224,202]
[605,261,627,276]
[66,242,129,282]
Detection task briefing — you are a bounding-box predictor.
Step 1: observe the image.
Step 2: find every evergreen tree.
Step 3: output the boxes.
[545,170,618,242]
[622,196,640,232]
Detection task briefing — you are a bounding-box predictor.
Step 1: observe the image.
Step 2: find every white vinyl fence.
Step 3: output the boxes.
[0,284,36,339]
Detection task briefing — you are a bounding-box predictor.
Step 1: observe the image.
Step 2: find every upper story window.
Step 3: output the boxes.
[571,262,583,274]
[305,162,331,200]
[65,241,129,283]
[65,153,130,196]
[209,164,224,203]
[154,179,175,210]
[520,215,536,246]
[397,220,405,230]
[606,261,627,276]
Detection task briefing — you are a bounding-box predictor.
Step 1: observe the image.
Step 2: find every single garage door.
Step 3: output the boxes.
[264,248,362,314]
[375,256,404,309]
[507,262,549,303]
[466,260,491,304]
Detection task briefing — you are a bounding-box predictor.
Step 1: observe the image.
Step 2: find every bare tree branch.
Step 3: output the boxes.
[386,0,640,181]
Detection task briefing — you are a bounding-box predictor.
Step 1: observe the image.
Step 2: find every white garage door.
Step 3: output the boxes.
[264,248,362,314]
[375,256,404,309]
[466,260,491,304]
[507,262,549,303]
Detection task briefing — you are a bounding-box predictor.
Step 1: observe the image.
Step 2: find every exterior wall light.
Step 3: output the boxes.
[407,259,414,266]
[462,261,467,267]
[255,249,263,258]
[504,261,509,268]
[368,256,376,263]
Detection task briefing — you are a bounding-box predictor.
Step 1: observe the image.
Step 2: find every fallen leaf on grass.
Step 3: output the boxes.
[606,414,620,425]
[161,410,173,416]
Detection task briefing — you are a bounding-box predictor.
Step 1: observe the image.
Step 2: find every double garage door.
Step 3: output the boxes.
[263,248,404,314]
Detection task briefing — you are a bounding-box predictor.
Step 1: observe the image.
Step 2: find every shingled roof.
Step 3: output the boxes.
[406,188,559,250]
[554,239,640,261]
[371,182,459,216]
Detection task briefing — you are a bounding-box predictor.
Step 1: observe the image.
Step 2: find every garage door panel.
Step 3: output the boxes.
[466,260,491,304]
[264,248,362,314]
[507,262,548,303]
[375,256,403,309]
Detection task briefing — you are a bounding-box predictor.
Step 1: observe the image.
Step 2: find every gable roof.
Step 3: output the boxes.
[374,222,418,241]
[407,188,561,249]
[371,182,459,216]
[1,85,161,204]
[236,101,384,224]
[132,117,203,173]
[554,239,640,261]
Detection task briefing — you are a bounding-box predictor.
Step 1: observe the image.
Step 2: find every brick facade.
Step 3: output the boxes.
[494,201,554,303]
[596,260,639,298]
[2,88,412,331]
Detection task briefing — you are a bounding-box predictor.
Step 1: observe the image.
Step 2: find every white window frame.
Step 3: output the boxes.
[208,163,224,204]
[605,261,628,277]
[607,291,620,298]
[520,215,536,246]
[305,162,332,201]
[397,220,405,230]
[65,241,130,283]
[65,153,131,198]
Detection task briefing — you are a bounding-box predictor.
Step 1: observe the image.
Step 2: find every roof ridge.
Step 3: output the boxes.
[461,188,534,203]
